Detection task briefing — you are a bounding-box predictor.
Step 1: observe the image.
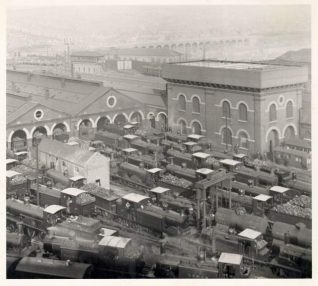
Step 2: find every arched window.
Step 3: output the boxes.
[222,101,231,118]
[192,122,201,135]
[178,94,186,111]
[179,120,187,135]
[238,131,249,149]
[222,127,232,145]
[238,103,248,121]
[269,104,277,122]
[192,97,200,113]
[286,101,293,118]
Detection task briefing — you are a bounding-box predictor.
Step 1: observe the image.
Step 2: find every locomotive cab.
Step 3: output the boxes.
[69,175,86,188]
[237,228,269,257]
[43,205,67,225]
[233,153,248,163]
[147,168,163,184]
[196,168,214,181]
[123,123,137,135]
[122,147,138,162]
[192,152,211,169]
[6,158,19,170]
[14,151,28,161]
[123,134,140,148]
[60,188,96,216]
[148,187,171,203]
[269,186,290,204]
[219,159,242,172]
[183,141,202,153]
[252,194,273,217]
[218,252,250,278]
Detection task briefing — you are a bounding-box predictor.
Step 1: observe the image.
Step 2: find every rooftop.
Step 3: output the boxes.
[61,188,87,197]
[44,205,66,214]
[98,235,131,249]
[238,228,262,240]
[218,252,243,265]
[220,159,242,166]
[39,138,100,167]
[150,187,170,194]
[270,186,290,194]
[162,60,308,90]
[196,168,214,175]
[192,152,211,159]
[254,194,272,202]
[178,61,281,70]
[122,193,149,203]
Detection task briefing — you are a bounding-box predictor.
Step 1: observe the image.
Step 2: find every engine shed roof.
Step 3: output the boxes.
[238,228,262,240]
[44,205,66,215]
[218,253,243,265]
[61,188,87,197]
[98,235,131,249]
[122,193,149,203]
[149,186,170,194]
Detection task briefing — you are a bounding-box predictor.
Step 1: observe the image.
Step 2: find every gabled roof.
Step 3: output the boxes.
[71,86,112,115]
[38,138,99,167]
[61,188,87,197]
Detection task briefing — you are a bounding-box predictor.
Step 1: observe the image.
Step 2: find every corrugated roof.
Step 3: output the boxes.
[38,138,96,167]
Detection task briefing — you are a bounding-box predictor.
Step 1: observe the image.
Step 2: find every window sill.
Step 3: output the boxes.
[178,109,186,112]
[238,120,248,123]
[192,112,201,115]
[221,117,232,120]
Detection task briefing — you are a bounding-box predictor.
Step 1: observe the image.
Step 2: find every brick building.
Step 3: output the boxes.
[6,70,168,151]
[162,60,308,155]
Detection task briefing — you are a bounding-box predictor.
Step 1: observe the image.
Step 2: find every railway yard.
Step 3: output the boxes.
[6,126,312,279]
